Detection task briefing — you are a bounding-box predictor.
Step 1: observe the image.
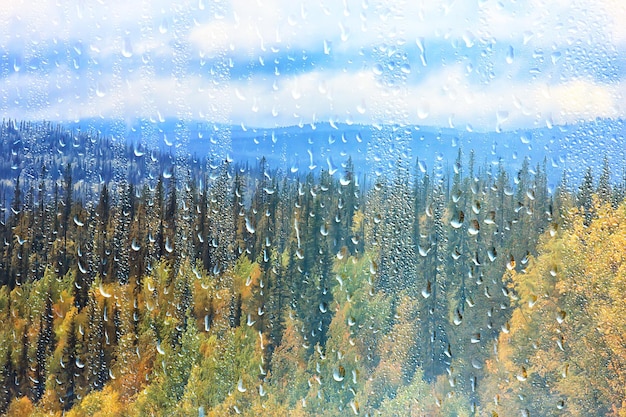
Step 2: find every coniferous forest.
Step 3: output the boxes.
[1,120,626,417]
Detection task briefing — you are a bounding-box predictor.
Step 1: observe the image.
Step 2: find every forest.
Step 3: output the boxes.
[0,120,625,416]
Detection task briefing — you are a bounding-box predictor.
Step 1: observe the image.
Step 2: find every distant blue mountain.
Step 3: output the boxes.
[64,117,626,187]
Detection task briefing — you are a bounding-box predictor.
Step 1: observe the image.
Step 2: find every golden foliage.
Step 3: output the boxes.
[482,200,626,416]
[65,386,125,417]
[6,397,34,417]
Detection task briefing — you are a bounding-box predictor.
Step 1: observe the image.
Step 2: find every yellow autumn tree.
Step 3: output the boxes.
[480,199,626,417]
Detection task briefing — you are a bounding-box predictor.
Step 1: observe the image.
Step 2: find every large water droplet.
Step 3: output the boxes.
[506,45,514,64]
[333,366,346,382]
[245,217,255,234]
[450,210,465,228]
[237,378,247,392]
[417,102,430,119]
[122,37,133,58]
[468,219,480,235]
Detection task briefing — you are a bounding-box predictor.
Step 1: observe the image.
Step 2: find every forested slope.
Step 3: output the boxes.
[0,123,624,416]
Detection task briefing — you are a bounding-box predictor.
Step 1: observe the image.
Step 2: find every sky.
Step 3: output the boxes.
[0,0,625,131]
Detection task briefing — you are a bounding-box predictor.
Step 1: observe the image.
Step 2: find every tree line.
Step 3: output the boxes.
[0,121,625,416]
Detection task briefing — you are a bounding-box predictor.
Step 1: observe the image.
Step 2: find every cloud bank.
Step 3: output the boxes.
[0,0,624,131]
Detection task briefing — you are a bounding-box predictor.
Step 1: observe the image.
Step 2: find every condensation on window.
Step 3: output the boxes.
[0,1,624,416]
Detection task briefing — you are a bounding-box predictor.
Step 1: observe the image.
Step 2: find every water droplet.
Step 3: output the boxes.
[165,237,174,253]
[487,247,497,262]
[291,84,301,100]
[421,280,432,298]
[466,296,475,308]
[245,217,255,234]
[99,283,112,298]
[237,378,247,392]
[520,134,531,144]
[122,37,133,58]
[549,223,558,237]
[159,18,169,34]
[522,30,534,44]
[501,321,510,333]
[95,82,106,98]
[506,255,516,270]
[333,366,346,382]
[506,45,514,64]
[349,400,359,414]
[468,219,480,235]
[323,39,332,55]
[453,309,463,325]
[450,210,465,228]
[369,259,378,274]
[496,110,509,125]
[417,102,430,119]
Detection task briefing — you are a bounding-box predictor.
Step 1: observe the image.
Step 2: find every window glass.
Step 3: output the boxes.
[0,1,624,416]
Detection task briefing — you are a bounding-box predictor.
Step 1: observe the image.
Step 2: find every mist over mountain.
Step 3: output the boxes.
[60,117,626,186]
[1,117,623,209]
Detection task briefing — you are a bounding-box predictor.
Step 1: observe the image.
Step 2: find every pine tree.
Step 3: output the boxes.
[16,324,30,399]
[33,286,55,403]
[578,167,594,226]
[86,295,108,391]
[597,155,611,203]
[60,163,73,277]
[0,341,16,413]
[58,314,79,411]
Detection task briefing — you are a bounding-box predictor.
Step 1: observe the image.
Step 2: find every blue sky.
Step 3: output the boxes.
[0,0,624,130]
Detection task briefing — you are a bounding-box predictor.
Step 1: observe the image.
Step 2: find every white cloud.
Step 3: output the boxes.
[186,0,613,59]
[2,58,621,132]
[211,65,623,129]
[188,0,352,56]
[0,0,624,131]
